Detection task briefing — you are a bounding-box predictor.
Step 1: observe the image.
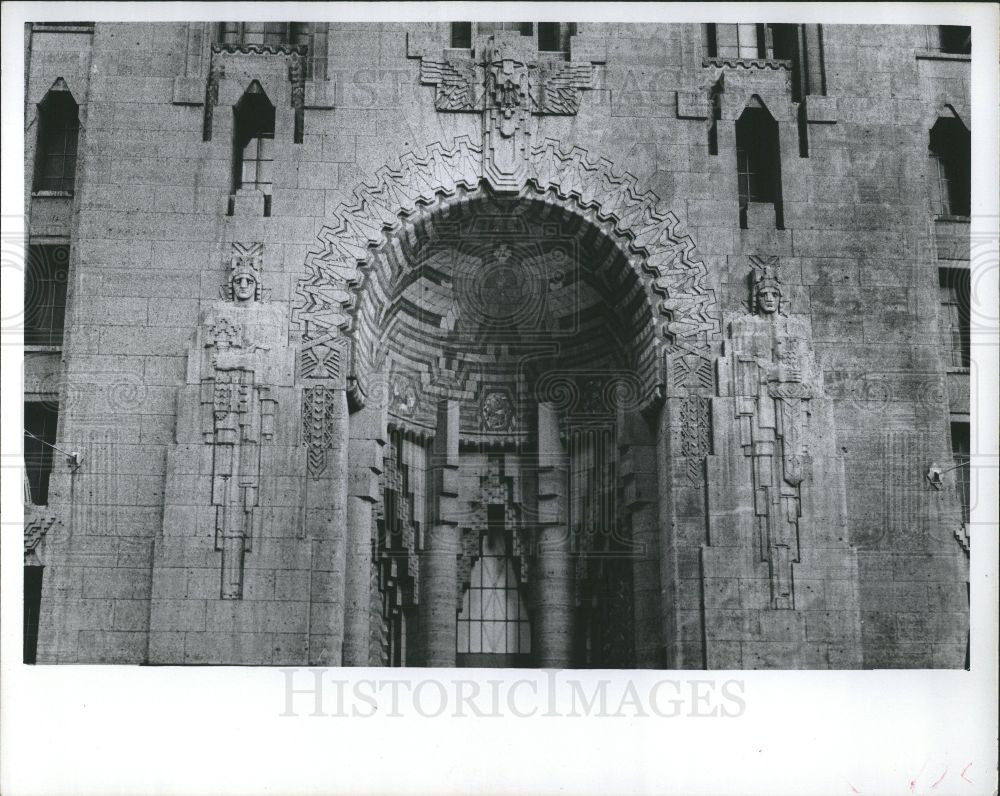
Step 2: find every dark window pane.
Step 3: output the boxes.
[25,244,70,347]
[951,422,970,524]
[33,90,79,193]
[24,567,44,664]
[704,23,718,57]
[735,105,783,227]
[451,21,472,48]
[769,23,798,61]
[929,117,971,216]
[939,268,971,368]
[736,107,779,203]
[233,87,276,193]
[939,25,971,54]
[538,22,561,51]
[24,401,58,505]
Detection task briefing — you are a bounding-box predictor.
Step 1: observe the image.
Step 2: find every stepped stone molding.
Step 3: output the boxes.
[25,514,58,565]
[291,135,722,399]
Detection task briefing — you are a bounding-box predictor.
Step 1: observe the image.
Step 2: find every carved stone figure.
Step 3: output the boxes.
[720,257,823,608]
[197,243,288,598]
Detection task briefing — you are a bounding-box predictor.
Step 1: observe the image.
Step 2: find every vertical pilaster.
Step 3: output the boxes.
[620,407,664,668]
[418,400,461,666]
[306,387,349,665]
[534,402,574,667]
[343,400,386,666]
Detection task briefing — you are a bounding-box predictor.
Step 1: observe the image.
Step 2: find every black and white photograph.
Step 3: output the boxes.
[2,3,997,795]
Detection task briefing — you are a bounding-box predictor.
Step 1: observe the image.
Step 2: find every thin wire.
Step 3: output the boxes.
[23,428,77,460]
[935,459,972,476]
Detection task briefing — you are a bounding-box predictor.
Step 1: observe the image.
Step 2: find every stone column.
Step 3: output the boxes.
[418,400,461,666]
[342,400,386,666]
[305,386,349,665]
[619,407,663,668]
[534,402,574,667]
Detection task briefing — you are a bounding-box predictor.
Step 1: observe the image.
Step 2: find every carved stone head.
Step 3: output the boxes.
[750,256,783,316]
[225,242,264,304]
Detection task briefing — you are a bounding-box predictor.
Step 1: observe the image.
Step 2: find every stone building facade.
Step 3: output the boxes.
[22,20,972,668]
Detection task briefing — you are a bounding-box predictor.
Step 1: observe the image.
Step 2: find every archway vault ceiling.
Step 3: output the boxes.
[291,136,721,438]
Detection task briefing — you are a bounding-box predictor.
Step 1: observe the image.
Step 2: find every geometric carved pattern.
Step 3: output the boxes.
[302,386,338,478]
[702,57,792,71]
[480,390,517,433]
[299,332,348,384]
[288,48,306,143]
[672,352,714,391]
[418,34,595,192]
[680,396,711,483]
[419,50,594,115]
[291,136,721,374]
[672,321,716,485]
[24,514,57,565]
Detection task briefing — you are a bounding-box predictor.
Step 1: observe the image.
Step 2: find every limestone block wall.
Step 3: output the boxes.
[26,21,970,666]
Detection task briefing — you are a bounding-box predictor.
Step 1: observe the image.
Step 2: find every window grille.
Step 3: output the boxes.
[735,105,783,228]
[709,23,768,59]
[929,117,971,217]
[24,244,70,347]
[233,86,275,196]
[457,526,531,656]
[939,268,971,368]
[33,90,79,194]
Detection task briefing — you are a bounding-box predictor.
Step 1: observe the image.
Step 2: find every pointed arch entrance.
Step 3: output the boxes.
[292,137,721,668]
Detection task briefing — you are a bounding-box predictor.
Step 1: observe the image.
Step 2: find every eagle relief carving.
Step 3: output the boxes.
[416,31,594,189]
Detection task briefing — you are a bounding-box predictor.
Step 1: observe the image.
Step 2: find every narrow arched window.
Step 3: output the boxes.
[233,83,275,198]
[735,102,784,228]
[456,519,532,666]
[33,86,79,194]
[929,116,971,217]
